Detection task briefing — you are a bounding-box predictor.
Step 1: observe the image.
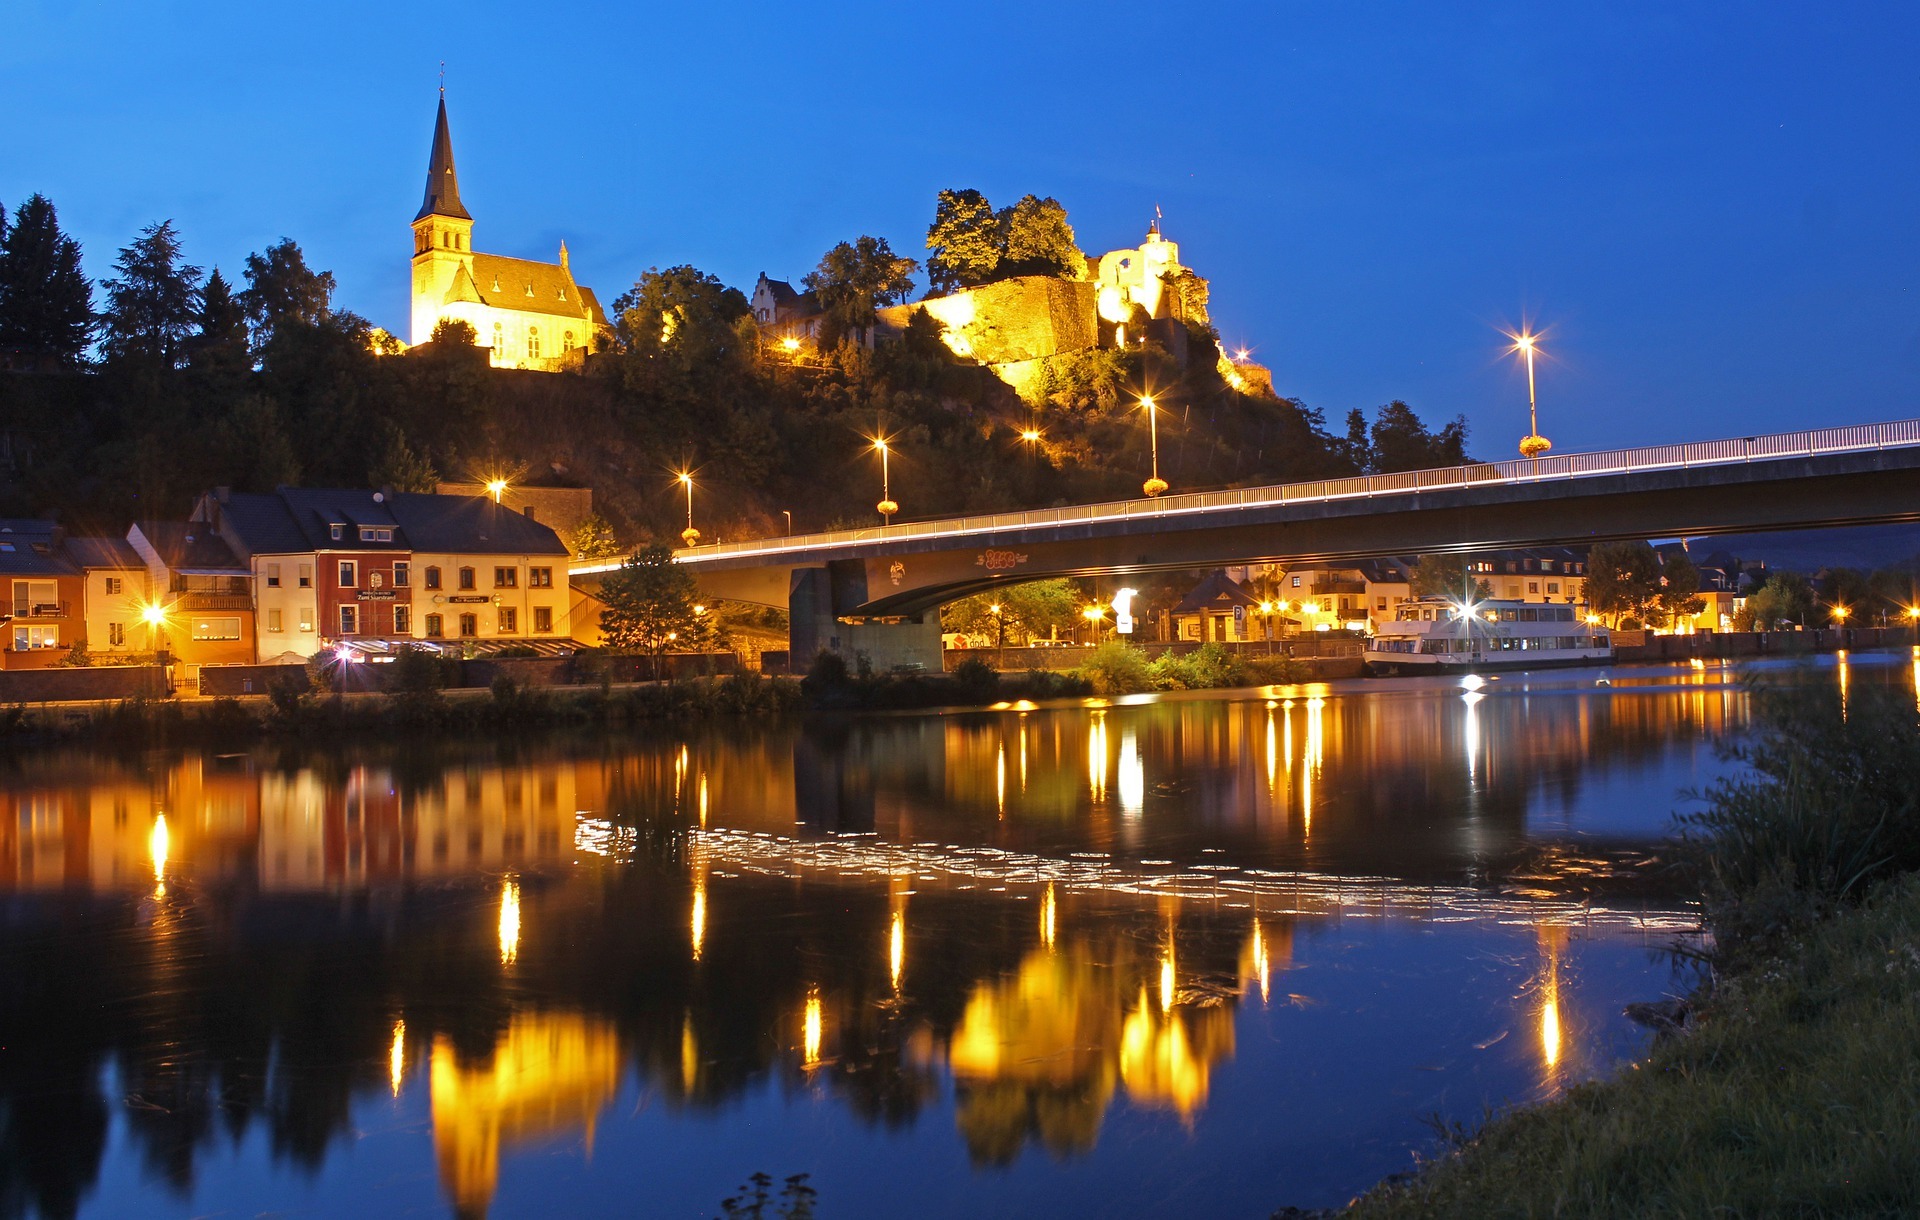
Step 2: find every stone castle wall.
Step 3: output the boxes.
[879,276,1098,366]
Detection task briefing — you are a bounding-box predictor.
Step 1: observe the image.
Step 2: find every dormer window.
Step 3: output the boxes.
[330,524,344,541]
[525,283,535,296]
[492,276,501,292]
[359,527,374,542]
[558,287,567,301]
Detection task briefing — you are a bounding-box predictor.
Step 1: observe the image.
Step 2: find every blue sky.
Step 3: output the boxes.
[3,1,1916,455]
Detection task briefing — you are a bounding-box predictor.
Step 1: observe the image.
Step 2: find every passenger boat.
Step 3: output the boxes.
[1363,597,1612,675]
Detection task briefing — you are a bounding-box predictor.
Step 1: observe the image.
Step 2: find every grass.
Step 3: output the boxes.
[1337,676,1920,1219]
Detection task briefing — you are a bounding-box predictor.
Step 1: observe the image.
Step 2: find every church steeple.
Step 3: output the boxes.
[416,95,471,222]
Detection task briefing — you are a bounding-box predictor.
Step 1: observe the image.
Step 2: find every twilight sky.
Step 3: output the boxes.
[3,1,1917,456]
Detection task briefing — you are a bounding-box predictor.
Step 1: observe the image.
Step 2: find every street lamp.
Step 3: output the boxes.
[485,478,508,504]
[782,510,793,537]
[1258,600,1276,654]
[1507,330,1551,459]
[989,601,1007,665]
[1083,604,1106,645]
[1907,605,1920,646]
[873,438,898,523]
[1140,395,1168,497]
[676,472,700,546]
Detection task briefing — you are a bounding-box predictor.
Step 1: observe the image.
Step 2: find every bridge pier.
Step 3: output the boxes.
[787,564,944,674]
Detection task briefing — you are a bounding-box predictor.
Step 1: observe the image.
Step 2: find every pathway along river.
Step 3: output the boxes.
[0,655,1894,1218]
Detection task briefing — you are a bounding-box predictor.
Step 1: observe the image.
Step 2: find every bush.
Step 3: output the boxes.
[387,645,455,695]
[1076,641,1153,695]
[1241,654,1311,686]
[801,649,851,698]
[1149,642,1243,690]
[952,656,1000,701]
[1678,678,1920,965]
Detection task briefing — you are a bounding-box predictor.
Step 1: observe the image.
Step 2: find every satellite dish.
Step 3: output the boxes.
[372,492,385,503]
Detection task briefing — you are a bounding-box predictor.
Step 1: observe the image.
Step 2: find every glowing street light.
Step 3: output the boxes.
[781,336,801,353]
[1831,604,1850,624]
[1019,428,1043,444]
[485,478,508,504]
[1507,330,1551,458]
[1140,395,1168,497]
[675,471,700,546]
[1083,603,1107,645]
[872,437,899,522]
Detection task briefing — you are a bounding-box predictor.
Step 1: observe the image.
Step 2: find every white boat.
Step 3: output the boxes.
[1364,597,1612,675]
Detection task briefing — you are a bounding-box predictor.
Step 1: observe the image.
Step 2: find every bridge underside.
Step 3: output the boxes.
[686,451,1920,638]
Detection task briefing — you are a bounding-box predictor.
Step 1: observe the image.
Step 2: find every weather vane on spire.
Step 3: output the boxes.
[439,61,445,97]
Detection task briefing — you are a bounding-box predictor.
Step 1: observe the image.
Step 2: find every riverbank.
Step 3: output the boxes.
[1316,675,1920,1218]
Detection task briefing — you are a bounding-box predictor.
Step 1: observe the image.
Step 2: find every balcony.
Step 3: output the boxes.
[176,592,254,612]
[10,600,68,619]
[1310,580,1365,597]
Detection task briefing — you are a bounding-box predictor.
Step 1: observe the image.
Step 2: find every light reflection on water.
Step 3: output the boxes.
[0,657,1893,1218]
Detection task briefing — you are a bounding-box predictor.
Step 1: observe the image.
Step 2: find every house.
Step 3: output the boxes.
[0,519,84,668]
[126,522,257,681]
[191,486,572,658]
[1461,547,1589,605]
[749,273,824,345]
[64,535,151,659]
[1171,570,1268,643]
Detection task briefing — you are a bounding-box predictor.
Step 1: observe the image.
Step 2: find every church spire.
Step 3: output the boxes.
[415,94,471,223]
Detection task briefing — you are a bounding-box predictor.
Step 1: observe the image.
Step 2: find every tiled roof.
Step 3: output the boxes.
[136,523,247,574]
[63,536,142,569]
[468,254,597,326]
[209,489,566,559]
[387,492,568,556]
[1174,569,1260,613]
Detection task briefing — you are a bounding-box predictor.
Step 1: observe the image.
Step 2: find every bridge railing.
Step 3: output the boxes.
[641,417,1920,566]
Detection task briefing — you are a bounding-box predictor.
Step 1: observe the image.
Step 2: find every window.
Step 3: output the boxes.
[424,566,442,590]
[492,322,503,353]
[13,625,58,650]
[498,607,517,633]
[458,612,477,638]
[330,524,344,541]
[528,327,541,359]
[109,622,126,646]
[425,613,443,637]
[267,609,283,632]
[1290,575,1301,588]
[338,561,356,588]
[563,330,574,350]
[298,608,314,632]
[528,567,553,588]
[265,564,280,589]
[1528,581,1540,594]
[458,567,476,591]
[105,576,124,596]
[191,617,241,641]
[394,605,411,634]
[533,606,553,633]
[494,567,517,588]
[1548,582,1561,594]
[359,527,373,542]
[339,605,358,635]
[393,562,410,588]
[298,563,312,588]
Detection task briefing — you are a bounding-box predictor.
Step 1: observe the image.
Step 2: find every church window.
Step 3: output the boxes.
[442,233,449,248]
[563,331,574,351]
[528,328,541,359]
[492,322,503,352]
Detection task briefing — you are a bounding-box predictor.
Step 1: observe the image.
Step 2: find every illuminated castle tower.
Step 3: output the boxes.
[409,94,608,369]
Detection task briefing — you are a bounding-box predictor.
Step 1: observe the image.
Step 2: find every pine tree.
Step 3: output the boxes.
[0,194,94,368]
[241,238,334,352]
[188,268,252,373]
[100,220,202,368]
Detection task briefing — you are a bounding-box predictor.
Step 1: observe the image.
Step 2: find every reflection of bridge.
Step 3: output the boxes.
[575,419,1920,668]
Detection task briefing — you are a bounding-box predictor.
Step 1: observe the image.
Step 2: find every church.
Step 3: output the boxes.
[409,95,608,370]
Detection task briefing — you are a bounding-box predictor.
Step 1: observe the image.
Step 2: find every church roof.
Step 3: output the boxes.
[757,274,802,304]
[416,96,471,223]
[464,253,596,325]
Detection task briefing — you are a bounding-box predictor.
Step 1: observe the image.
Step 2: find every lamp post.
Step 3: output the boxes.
[990,602,1006,667]
[1140,395,1168,497]
[1258,601,1275,654]
[485,478,508,504]
[1907,605,1920,647]
[782,510,793,537]
[1083,604,1105,646]
[676,472,700,546]
[873,438,898,523]
[1509,331,1551,459]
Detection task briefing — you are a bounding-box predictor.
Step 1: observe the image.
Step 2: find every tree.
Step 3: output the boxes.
[1818,567,1873,622]
[598,543,700,670]
[1584,541,1665,627]
[611,265,751,370]
[1368,401,1470,473]
[1736,572,1816,631]
[942,579,1083,644]
[566,513,622,560]
[1657,550,1707,627]
[187,268,251,373]
[1336,408,1371,473]
[0,194,93,367]
[803,236,917,345]
[925,188,1001,295]
[429,317,477,347]
[997,195,1085,279]
[99,220,202,369]
[367,423,438,492]
[1409,555,1493,600]
[241,238,334,351]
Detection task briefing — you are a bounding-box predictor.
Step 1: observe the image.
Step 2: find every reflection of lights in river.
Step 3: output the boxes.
[996,742,1006,817]
[1303,699,1325,836]
[1159,927,1177,1011]
[1250,920,1270,1004]
[1264,709,1277,796]
[803,989,823,1067]
[698,774,708,827]
[1089,712,1109,801]
[691,874,707,962]
[1119,728,1144,817]
[681,1013,699,1092]
[390,1019,406,1096]
[1537,925,1569,1086]
[1040,883,1057,949]
[499,878,521,966]
[675,744,688,795]
[1019,720,1028,790]
[1912,646,1919,713]
[889,908,906,991]
[1837,650,1850,721]
[1462,690,1484,780]
[149,813,169,895]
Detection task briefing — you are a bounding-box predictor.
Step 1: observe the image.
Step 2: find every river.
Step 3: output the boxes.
[0,655,1891,1218]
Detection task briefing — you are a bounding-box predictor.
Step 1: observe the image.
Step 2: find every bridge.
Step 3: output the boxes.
[574,418,1920,669]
